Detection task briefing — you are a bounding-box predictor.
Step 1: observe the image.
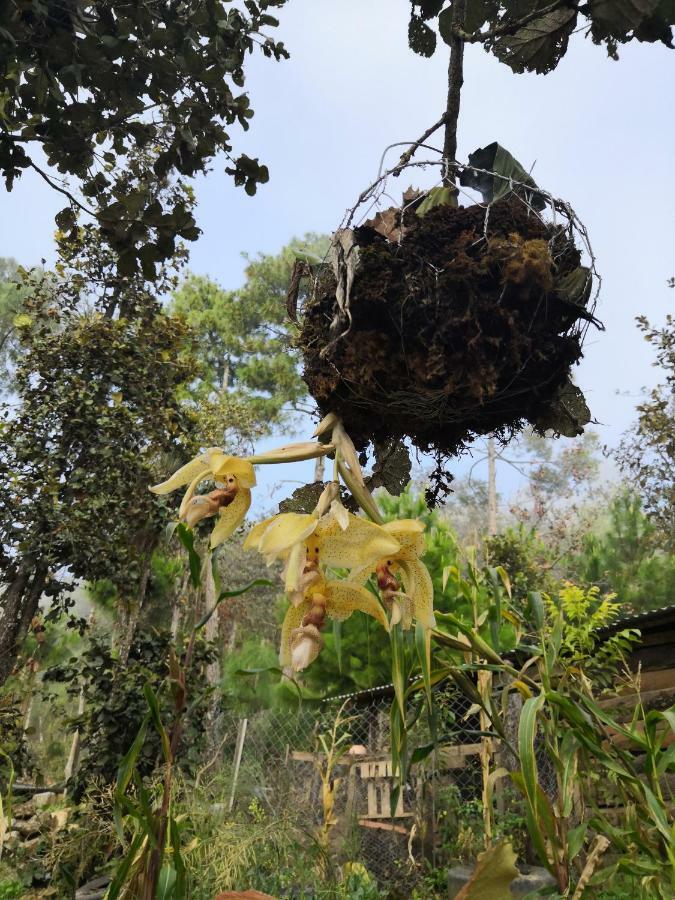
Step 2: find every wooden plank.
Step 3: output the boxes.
[358,818,410,834]
[290,750,318,763]
[598,687,675,716]
[438,743,483,769]
[603,722,675,750]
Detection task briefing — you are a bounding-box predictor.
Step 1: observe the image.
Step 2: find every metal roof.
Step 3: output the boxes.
[321,604,675,706]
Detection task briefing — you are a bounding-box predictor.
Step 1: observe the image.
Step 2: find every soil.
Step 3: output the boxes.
[299,197,594,460]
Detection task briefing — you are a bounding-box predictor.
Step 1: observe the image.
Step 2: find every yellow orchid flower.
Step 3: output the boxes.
[150,448,256,548]
[279,575,389,672]
[350,519,436,630]
[244,507,401,597]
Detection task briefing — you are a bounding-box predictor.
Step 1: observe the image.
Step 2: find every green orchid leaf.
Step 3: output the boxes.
[459,142,546,210]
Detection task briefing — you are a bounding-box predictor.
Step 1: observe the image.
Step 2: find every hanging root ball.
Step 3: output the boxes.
[299,196,598,457]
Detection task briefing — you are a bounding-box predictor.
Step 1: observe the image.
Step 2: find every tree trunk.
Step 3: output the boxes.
[487,436,498,536]
[112,547,153,664]
[0,560,47,686]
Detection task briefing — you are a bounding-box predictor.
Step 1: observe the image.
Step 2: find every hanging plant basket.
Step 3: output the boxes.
[295,145,601,464]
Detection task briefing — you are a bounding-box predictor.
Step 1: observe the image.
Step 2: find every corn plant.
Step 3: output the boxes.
[108,526,271,900]
[390,562,675,898]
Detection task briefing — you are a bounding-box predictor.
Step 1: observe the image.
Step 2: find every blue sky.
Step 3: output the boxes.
[1,1,673,513]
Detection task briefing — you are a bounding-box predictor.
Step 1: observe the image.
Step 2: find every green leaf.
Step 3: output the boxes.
[459,142,546,210]
[333,618,343,674]
[415,620,433,711]
[106,831,147,900]
[409,13,437,56]
[176,523,201,588]
[417,0,445,19]
[170,816,186,897]
[589,0,661,37]
[144,681,171,763]
[518,693,545,813]
[568,822,588,862]
[410,742,436,765]
[195,578,273,630]
[527,591,545,631]
[416,185,458,217]
[465,0,490,33]
[156,863,177,899]
[114,713,150,839]
[556,266,593,307]
[492,7,577,74]
[642,783,672,841]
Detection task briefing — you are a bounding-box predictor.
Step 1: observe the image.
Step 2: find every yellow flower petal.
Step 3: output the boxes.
[243,515,278,551]
[279,600,310,667]
[315,513,400,570]
[284,540,306,595]
[258,513,319,559]
[384,519,426,559]
[249,442,331,464]
[330,498,350,531]
[209,488,251,548]
[179,470,211,519]
[149,450,218,495]
[398,558,436,628]
[325,581,389,632]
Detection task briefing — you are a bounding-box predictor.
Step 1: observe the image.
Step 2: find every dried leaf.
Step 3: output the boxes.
[534,379,591,438]
[455,840,518,899]
[364,207,403,242]
[286,259,311,324]
[402,186,423,204]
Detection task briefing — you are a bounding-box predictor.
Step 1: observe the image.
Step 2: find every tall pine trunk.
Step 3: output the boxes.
[0,560,47,685]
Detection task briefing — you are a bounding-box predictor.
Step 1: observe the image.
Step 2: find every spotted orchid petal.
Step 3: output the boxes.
[325,581,389,632]
[257,513,319,561]
[382,519,426,559]
[398,558,436,629]
[209,488,252,549]
[243,515,278,551]
[179,470,213,519]
[279,600,310,668]
[284,540,308,596]
[330,498,350,531]
[149,448,220,496]
[314,513,400,570]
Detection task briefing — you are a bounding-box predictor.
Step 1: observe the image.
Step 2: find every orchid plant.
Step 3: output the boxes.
[150,414,436,673]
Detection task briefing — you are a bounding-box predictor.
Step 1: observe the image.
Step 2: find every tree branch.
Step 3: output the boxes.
[392,113,448,176]
[28,161,94,216]
[443,0,466,187]
[453,0,576,44]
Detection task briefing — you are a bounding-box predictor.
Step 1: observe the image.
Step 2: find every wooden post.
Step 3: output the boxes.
[228,718,248,812]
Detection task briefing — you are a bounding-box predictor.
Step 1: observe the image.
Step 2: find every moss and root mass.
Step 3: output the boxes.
[300,197,593,457]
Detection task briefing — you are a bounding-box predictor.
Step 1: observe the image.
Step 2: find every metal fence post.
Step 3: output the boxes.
[228,717,248,812]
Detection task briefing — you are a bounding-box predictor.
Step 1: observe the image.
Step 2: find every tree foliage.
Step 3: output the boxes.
[0,222,196,682]
[409,1,674,73]
[0,0,288,274]
[170,234,328,449]
[574,489,675,612]
[615,314,675,552]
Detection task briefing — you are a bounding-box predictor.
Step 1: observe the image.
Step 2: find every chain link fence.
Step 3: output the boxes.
[212,685,556,888]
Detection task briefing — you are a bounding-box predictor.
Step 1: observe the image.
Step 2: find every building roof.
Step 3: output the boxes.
[322,605,675,705]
